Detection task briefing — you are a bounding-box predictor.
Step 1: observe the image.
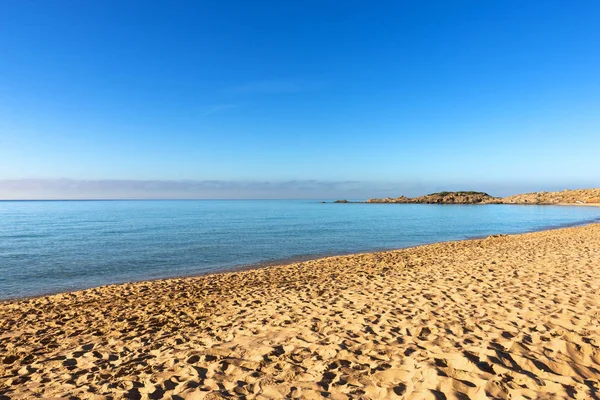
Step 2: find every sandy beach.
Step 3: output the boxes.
[1,224,600,399]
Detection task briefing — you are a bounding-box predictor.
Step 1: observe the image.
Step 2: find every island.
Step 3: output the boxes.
[367,191,499,204]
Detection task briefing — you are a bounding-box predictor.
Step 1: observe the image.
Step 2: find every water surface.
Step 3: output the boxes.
[1,200,599,300]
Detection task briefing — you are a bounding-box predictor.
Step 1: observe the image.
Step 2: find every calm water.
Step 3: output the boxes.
[1,200,599,300]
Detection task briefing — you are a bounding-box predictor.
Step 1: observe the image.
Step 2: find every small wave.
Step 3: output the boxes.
[0,234,49,239]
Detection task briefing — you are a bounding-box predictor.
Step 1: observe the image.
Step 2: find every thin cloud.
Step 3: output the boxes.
[0,179,420,200]
[201,104,236,117]
[226,80,323,95]
[0,179,582,200]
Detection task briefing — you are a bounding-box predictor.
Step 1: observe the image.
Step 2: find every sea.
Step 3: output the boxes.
[1,200,599,300]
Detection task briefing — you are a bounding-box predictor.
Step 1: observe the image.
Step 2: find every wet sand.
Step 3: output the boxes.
[1,224,600,399]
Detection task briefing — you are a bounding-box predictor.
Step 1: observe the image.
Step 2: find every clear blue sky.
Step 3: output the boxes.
[1,1,599,198]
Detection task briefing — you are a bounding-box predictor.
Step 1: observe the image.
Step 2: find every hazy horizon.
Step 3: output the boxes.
[1,178,598,201]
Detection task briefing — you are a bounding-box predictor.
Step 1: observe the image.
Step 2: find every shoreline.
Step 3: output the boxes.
[3,214,600,303]
[332,201,600,207]
[2,223,600,398]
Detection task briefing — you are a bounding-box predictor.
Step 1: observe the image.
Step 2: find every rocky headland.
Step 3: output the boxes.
[333,188,600,205]
[366,191,499,204]
[501,188,600,205]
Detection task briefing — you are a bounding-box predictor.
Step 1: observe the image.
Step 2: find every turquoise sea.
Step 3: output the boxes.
[1,200,599,300]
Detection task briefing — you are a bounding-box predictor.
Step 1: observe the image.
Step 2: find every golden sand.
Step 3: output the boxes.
[1,224,600,399]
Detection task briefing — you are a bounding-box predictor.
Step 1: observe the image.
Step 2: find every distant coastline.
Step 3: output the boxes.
[333,188,600,205]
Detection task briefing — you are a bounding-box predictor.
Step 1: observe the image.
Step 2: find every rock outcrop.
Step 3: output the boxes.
[363,188,600,205]
[367,191,500,204]
[501,188,600,205]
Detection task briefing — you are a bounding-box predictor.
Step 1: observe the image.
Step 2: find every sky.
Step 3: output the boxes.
[1,0,599,199]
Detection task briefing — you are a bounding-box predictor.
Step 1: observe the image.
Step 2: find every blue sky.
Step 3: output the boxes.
[1,1,599,198]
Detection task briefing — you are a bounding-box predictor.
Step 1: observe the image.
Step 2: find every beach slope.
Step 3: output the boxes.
[1,225,600,399]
